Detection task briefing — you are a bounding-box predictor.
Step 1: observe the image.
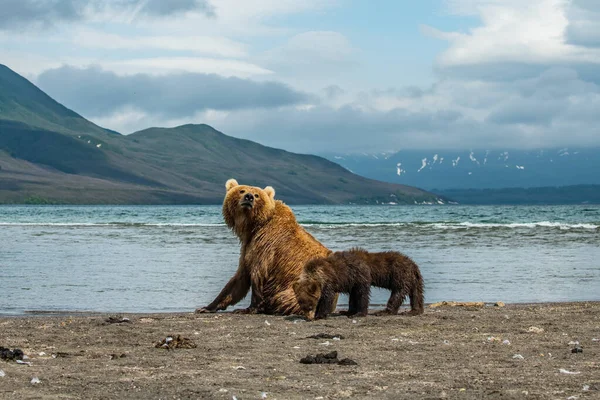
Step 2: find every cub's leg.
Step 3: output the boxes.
[314,287,337,320]
[346,284,370,317]
[339,292,358,316]
[374,289,404,316]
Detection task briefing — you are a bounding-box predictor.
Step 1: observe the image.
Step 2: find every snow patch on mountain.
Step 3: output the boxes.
[396,162,405,176]
[321,147,600,191]
[469,151,480,165]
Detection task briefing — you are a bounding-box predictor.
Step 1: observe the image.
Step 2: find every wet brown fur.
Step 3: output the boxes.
[196,179,331,315]
[294,248,425,319]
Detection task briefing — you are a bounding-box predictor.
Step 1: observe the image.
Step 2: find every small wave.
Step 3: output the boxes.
[455,221,598,230]
[302,222,412,227]
[304,221,599,230]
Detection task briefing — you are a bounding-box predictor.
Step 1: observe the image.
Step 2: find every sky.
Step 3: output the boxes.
[2,0,600,154]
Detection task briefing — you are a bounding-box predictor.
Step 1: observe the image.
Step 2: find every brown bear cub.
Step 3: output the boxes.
[293,248,424,320]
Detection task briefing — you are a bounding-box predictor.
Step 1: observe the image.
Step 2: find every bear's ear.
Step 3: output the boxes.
[225,179,239,191]
[264,186,275,199]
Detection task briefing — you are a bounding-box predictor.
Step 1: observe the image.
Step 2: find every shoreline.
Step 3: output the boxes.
[3,299,600,318]
[1,301,599,399]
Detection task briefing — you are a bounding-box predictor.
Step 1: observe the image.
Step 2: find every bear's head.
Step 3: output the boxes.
[292,260,325,320]
[222,178,277,234]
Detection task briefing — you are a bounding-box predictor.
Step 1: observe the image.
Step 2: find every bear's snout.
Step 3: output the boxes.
[241,193,255,208]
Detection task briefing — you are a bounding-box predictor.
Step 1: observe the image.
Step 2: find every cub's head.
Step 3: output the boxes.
[293,260,325,320]
[222,178,276,231]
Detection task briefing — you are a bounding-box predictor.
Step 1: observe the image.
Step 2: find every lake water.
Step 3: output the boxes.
[1,205,599,315]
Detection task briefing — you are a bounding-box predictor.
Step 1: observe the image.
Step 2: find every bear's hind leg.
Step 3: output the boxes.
[232,287,265,314]
[374,289,404,316]
[407,274,425,315]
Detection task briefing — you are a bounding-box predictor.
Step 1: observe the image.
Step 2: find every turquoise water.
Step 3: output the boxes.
[1,205,599,315]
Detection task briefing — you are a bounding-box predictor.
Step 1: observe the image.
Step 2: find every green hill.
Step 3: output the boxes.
[0,64,116,140]
[0,64,444,205]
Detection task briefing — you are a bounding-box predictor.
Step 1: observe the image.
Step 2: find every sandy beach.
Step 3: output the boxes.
[1,302,599,399]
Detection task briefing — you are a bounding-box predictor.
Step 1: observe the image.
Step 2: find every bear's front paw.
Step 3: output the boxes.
[401,309,423,316]
[232,307,257,314]
[345,311,368,318]
[195,307,216,314]
[373,309,395,316]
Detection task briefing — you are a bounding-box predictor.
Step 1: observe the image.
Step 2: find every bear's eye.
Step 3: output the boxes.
[254,194,259,199]
[240,190,245,194]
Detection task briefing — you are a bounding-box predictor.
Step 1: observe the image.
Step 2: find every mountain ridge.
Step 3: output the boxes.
[0,64,444,205]
[0,64,116,140]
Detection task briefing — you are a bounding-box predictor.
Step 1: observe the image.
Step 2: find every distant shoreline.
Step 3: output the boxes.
[433,184,600,205]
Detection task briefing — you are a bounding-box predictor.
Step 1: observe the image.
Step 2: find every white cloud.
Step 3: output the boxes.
[208,0,339,35]
[266,31,356,65]
[72,29,248,58]
[104,57,274,78]
[125,0,339,38]
[36,65,308,119]
[442,0,568,64]
[257,30,358,90]
[1,53,272,79]
[436,0,600,77]
[91,107,231,134]
[566,0,600,47]
[4,0,600,153]
[90,106,150,134]
[419,24,467,41]
[0,0,216,31]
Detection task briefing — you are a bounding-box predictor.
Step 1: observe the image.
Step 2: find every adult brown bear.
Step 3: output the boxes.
[196,179,331,315]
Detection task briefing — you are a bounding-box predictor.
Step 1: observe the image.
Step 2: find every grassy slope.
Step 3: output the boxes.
[0,64,115,140]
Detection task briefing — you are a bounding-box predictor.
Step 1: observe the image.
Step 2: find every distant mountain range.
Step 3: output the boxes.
[322,148,600,191]
[0,64,443,205]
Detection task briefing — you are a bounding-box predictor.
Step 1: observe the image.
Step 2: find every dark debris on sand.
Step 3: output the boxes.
[105,316,131,324]
[0,347,24,362]
[306,333,345,340]
[300,351,357,366]
[155,335,197,350]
